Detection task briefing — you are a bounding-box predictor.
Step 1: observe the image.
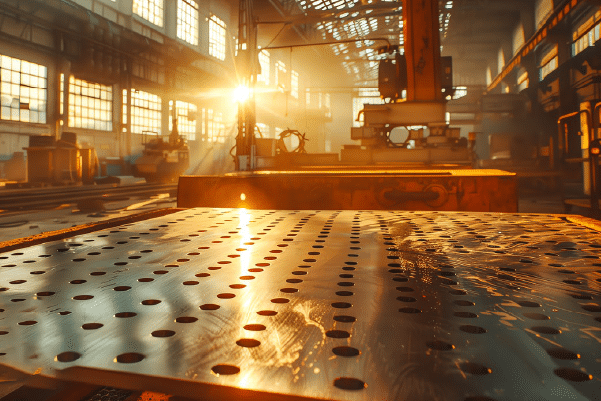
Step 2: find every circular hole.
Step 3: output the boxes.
[175,316,198,323]
[211,364,240,375]
[333,315,356,323]
[326,329,350,339]
[582,305,601,312]
[523,312,550,320]
[454,312,478,318]
[73,295,93,300]
[332,346,360,357]
[397,296,417,302]
[115,312,137,318]
[142,299,161,305]
[152,330,175,337]
[200,304,220,310]
[230,284,246,289]
[530,326,561,335]
[82,323,103,330]
[517,300,541,308]
[554,367,592,382]
[114,286,131,292]
[70,280,87,284]
[138,277,154,282]
[459,362,492,375]
[243,324,266,331]
[271,297,289,304]
[571,293,593,300]
[399,307,421,314]
[257,310,277,316]
[292,271,307,276]
[426,340,454,351]
[56,351,81,362]
[460,325,487,334]
[547,347,579,360]
[333,377,366,390]
[115,353,145,363]
[236,338,261,347]
[218,293,236,299]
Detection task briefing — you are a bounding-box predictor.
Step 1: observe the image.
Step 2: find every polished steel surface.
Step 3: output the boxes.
[0,209,600,400]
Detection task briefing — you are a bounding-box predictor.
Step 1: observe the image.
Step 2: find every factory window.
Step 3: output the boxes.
[68,76,113,131]
[257,50,270,85]
[133,0,164,27]
[206,108,225,143]
[177,0,199,46]
[572,12,601,56]
[539,45,558,81]
[169,100,197,141]
[291,70,299,99]
[275,61,286,89]
[0,55,47,124]
[209,14,226,60]
[126,89,162,135]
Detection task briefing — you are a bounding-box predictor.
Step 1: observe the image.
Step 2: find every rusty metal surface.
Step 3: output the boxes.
[0,209,599,400]
[177,169,517,212]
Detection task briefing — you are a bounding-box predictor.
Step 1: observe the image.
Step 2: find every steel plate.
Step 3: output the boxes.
[0,209,600,400]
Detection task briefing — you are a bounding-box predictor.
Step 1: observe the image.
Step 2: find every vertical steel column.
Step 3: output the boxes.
[236,0,258,171]
[403,0,443,102]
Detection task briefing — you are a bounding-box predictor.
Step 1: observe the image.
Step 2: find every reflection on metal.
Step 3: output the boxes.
[178,170,517,212]
[0,209,599,400]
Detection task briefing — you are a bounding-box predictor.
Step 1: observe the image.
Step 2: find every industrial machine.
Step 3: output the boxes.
[178,0,511,213]
[25,132,97,185]
[133,119,190,183]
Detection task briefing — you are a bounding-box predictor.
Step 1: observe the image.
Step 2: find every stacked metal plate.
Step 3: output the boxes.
[0,208,599,400]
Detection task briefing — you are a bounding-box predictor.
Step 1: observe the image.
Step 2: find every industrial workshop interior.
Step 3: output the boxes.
[1,0,601,400]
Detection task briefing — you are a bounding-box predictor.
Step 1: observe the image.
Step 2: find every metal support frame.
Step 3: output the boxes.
[557,108,600,215]
[235,0,258,171]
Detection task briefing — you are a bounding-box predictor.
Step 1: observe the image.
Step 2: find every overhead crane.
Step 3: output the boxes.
[0,1,599,401]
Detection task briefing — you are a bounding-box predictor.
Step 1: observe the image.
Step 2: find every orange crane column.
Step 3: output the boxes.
[403,0,443,102]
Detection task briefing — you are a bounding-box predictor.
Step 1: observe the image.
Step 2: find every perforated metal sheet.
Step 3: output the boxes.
[0,209,600,401]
